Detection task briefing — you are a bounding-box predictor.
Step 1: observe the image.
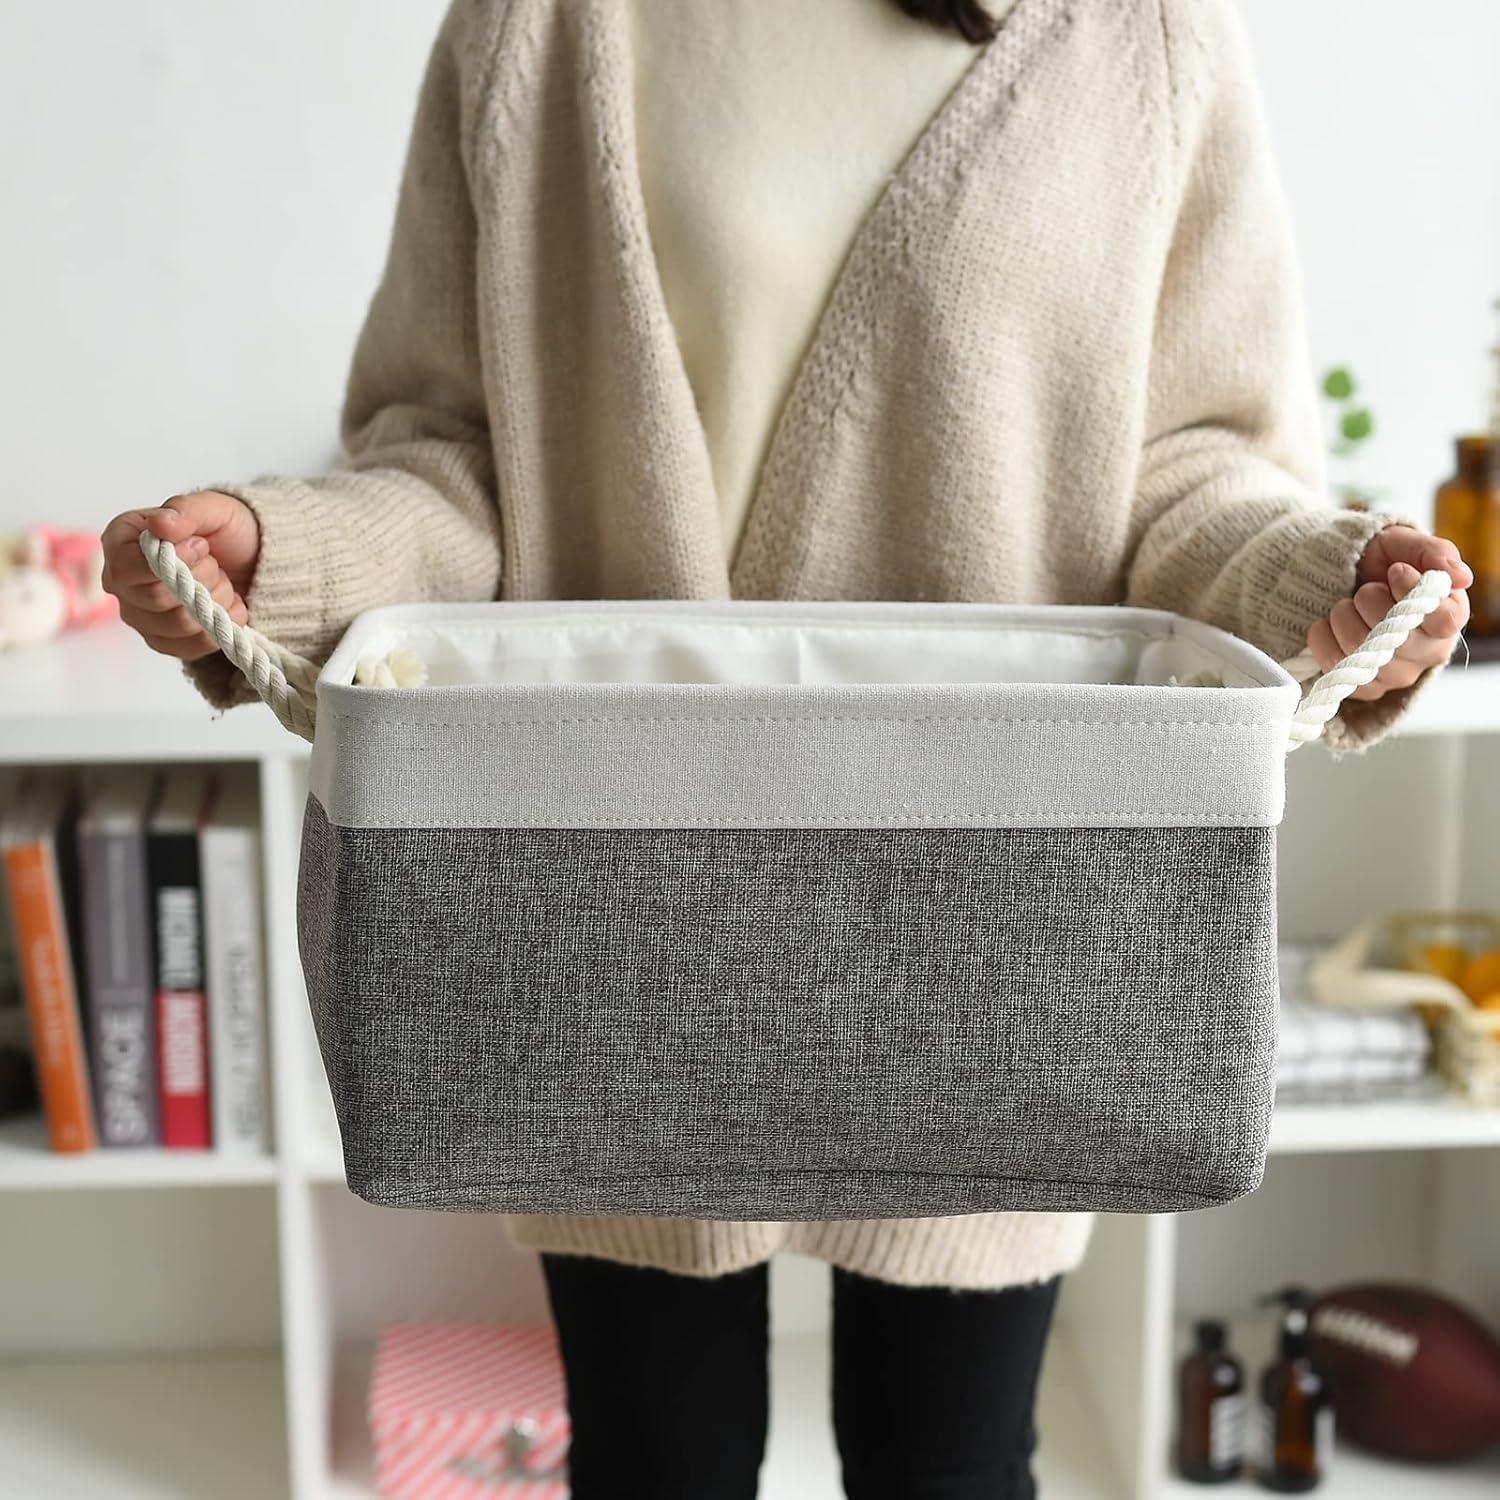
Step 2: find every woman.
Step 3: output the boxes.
[101,1,1470,1495]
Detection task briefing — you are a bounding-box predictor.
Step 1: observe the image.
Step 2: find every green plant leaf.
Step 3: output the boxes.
[1340,407,1374,442]
[1323,367,1356,400]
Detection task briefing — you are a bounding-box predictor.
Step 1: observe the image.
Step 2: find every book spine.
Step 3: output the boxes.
[3,840,96,1152]
[78,823,160,1147]
[202,823,267,1154]
[0,858,20,1013]
[148,828,211,1149]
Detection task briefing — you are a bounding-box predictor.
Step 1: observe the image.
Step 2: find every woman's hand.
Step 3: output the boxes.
[100,491,260,661]
[1306,526,1472,702]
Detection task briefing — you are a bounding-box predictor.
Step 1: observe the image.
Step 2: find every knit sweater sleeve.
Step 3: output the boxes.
[183,0,503,711]
[1124,0,1429,752]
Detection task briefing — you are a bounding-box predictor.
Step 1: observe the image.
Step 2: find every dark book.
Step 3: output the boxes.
[0,770,24,1020]
[77,767,163,1148]
[146,768,217,1149]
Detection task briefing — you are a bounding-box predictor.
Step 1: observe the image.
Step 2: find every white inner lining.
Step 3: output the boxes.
[328,609,1283,691]
[313,603,1296,830]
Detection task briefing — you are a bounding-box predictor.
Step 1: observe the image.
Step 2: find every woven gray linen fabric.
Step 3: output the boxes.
[300,793,1278,1219]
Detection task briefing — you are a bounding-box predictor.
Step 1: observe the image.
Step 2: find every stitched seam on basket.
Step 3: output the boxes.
[327,709,1277,731]
[333,813,1273,828]
[366,1167,1232,1209]
[344,620,1173,643]
[332,618,1283,684]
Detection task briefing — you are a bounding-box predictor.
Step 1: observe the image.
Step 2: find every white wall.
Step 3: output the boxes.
[0,0,447,532]
[1242,0,1500,526]
[0,0,1496,538]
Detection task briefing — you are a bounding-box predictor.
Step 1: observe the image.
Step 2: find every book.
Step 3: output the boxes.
[0,771,36,1120]
[200,774,269,1155]
[0,882,19,1022]
[146,768,216,1149]
[0,769,23,1020]
[1,770,96,1152]
[76,767,163,1148]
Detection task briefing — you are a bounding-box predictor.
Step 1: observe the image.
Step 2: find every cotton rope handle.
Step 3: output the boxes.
[1282,567,1453,752]
[138,529,319,742]
[140,529,1452,753]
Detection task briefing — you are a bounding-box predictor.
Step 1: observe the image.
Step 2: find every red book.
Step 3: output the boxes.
[147,770,218,1149]
[1,772,96,1153]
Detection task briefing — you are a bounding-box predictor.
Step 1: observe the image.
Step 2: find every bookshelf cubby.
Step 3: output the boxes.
[2,619,1498,1499]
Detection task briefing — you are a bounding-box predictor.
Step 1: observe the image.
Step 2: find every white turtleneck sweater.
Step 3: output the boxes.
[628,0,1015,555]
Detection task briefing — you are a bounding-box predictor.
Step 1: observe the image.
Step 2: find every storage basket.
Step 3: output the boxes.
[141,534,1450,1220]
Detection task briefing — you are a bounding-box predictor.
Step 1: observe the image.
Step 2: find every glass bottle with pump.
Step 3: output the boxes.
[1255,1288,1332,1493]
[1176,1319,1246,1483]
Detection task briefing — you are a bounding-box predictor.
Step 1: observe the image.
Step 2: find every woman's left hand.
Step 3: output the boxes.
[1306,526,1472,700]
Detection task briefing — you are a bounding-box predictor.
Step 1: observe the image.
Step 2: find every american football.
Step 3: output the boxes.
[1310,1283,1500,1462]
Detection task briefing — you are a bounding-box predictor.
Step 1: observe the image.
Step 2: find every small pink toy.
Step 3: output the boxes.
[19,526,118,628]
[0,526,118,651]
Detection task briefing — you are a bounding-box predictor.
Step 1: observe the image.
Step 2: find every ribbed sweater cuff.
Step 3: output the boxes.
[179,475,343,712]
[1246,507,1439,754]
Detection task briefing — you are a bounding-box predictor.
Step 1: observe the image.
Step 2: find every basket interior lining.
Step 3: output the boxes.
[334,617,1274,690]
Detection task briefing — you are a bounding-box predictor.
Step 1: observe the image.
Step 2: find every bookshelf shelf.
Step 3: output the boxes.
[1395,660,1500,737]
[1161,1449,1500,1500]
[1269,1096,1500,1155]
[0,1116,277,1190]
[0,619,303,765]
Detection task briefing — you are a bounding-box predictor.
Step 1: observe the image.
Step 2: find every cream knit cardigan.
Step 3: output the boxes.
[184,0,1429,1290]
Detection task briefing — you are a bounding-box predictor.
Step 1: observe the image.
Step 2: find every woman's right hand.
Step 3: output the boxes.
[100,491,260,661]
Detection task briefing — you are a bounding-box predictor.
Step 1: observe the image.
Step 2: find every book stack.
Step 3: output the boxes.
[0,766,269,1155]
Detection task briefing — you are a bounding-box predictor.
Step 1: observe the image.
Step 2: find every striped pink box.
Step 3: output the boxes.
[369,1322,570,1498]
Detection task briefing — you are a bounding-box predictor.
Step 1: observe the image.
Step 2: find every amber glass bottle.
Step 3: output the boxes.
[1255,1290,1331,1493]
[1435,436,1500,636]
[1176,1320,1245,1484]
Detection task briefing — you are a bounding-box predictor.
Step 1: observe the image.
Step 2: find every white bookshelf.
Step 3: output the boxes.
[1,620,1498,1499]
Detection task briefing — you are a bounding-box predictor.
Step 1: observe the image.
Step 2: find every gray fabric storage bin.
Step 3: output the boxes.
[298,599,1302,1220]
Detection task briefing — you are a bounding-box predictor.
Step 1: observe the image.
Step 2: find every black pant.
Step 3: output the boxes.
[539,1251,1060,1500]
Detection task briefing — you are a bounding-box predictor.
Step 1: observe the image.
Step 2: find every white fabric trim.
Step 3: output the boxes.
[310,601,1299,830]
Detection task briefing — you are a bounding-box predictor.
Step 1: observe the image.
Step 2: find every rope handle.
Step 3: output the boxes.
[141,531,1453,752]
[139,530,319,741]
[1282,568,1453,751]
